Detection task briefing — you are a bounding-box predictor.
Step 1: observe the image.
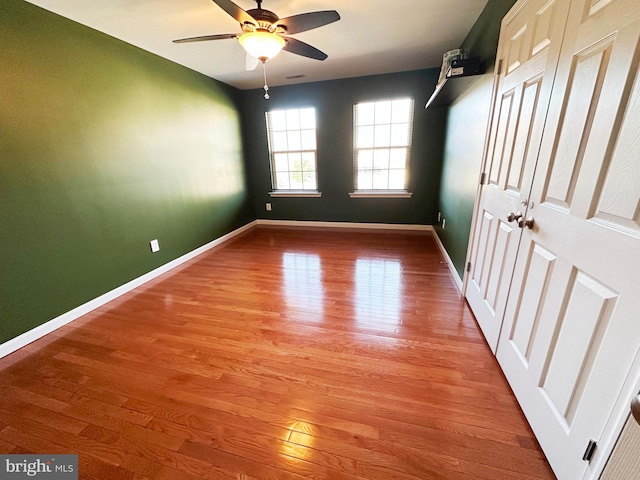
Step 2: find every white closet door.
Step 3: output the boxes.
[496,0,640,478]
[466,0,571,352]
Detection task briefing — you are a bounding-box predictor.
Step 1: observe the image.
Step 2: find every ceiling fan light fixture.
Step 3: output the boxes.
[238,31,285,61]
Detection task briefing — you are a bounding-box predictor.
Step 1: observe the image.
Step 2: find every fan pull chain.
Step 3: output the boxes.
[262,61,270,100]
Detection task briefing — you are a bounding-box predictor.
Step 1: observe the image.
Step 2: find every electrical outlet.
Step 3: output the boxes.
[266,203,272,211]
[442,219,446,229]
[150,239,160,253]
[437,211,441,222]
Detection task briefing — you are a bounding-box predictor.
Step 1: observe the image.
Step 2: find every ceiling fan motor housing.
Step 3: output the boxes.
[245,9,283,32]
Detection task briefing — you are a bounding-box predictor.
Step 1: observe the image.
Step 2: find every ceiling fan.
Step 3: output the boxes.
[173,0,340,70]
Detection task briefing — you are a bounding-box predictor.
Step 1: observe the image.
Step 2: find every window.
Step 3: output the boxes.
[353,98,414,195]
[266,107,319,194]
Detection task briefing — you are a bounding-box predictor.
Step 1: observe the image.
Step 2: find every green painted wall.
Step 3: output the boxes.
[436,0,517,279]
[241,70,448,224]
[0,1,254,344]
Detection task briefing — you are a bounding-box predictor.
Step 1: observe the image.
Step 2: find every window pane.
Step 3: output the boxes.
[274,153,289,172]
[389,148,406,169]
[357,149,374,170]
[272,131,288,151]
[391,98,412,123]
[275,171,290,189]
[286,109,300,130]
[301,172,316,190]
[390,123,409,147]
[299,108,315,129]
[357,103,375,126]
[301,152,315,169]
[289,173,303,190]
[287,131,301,151]
[300,155,314,173]
[300,129,316,150]
[373,149,389,170]
[372,169,389,189]
[388,169,406,189]
[374,124,391,147]
[357,170,373,190]
[357,126,374,148]
[374,101,392,124]
[288,152,302,170]
[269,111,287,131]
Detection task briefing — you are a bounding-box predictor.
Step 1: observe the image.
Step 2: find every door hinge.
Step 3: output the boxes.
[480,172,487,185]
[497,59,503,75]
[466,262,472,272]
[582,439,597,462]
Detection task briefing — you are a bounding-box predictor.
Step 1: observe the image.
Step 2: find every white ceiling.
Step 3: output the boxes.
[25,0,489,90]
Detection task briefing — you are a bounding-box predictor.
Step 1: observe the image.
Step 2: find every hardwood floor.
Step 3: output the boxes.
[0,227,555,479]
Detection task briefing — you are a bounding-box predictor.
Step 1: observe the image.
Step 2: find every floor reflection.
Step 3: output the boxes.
[354,258,402,332]
[280,419,315,463]
[282,252,323,317]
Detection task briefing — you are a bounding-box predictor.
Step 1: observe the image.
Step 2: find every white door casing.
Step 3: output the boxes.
[465,0,571,352]
[495,0,640,479]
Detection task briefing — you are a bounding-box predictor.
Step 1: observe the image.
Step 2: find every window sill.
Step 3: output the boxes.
[268,191,322,198]
[349,191,413,198]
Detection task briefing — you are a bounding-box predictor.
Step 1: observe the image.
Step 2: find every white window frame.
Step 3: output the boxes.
[351,98,414,198]
[266,107,321,197]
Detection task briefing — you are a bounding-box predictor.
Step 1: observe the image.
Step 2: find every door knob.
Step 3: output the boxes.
[518,216,535,229]
[507,211,523,223]
[632,395,640,425]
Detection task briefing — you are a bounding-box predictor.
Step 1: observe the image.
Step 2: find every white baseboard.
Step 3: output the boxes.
[432,230,463,292]
[0,220,258,359]
[256,219,432,231]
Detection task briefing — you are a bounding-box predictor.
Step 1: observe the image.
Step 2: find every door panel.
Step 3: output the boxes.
[590,59,640,235]
[531,0,556,55]
[507,242,556,367]
[488,89,516,187]
[543,40,613,209]
[470,211,518,315]
[465,0,571,352]
[542,39,614,210]
[496,1,640,478]
[506,77,543,194]
[540,270,618,426]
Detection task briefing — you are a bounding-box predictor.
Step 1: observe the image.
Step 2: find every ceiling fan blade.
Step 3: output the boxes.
[173,33,237,43]
[277,11,340,34]
[245,53,260,71]
[211,0,257,26]
[282,37,328,61]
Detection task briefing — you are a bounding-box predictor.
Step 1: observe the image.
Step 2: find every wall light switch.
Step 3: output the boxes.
[150,239,160,253]
[442,219,446,229]
[437,211,442,222]
[266,203,272,211]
